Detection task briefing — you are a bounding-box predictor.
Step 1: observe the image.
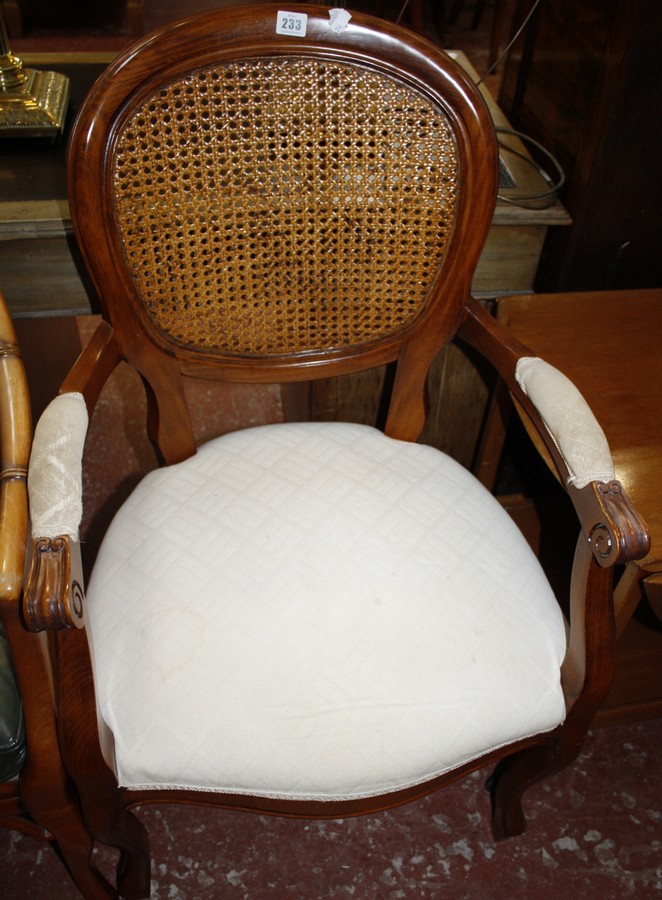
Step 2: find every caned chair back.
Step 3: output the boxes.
[68,4,498,448]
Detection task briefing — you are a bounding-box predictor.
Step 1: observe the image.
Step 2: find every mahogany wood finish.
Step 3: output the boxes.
[23,7,649,896]
[0,292,113,897]
[24,535,86,631]
[490,289,662,725]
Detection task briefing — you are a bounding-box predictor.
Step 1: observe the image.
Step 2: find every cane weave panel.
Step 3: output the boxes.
[112,57,459,356]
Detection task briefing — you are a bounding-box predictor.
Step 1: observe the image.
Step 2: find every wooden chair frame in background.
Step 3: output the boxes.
[0,293,115,897]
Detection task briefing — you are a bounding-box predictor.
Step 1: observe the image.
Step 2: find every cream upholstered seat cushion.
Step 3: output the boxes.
[85,422,567,800]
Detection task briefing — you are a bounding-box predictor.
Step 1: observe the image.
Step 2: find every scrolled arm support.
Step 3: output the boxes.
[571,479,650,569]
[24,535,85,631]
[24,328,124,631]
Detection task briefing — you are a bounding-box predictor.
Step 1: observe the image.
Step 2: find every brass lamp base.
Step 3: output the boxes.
[0,51,70,137]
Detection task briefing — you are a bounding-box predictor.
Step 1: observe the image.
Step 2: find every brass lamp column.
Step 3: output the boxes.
[0,7,69,136]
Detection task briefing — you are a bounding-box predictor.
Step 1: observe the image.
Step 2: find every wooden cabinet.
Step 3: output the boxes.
[498,0,662,291]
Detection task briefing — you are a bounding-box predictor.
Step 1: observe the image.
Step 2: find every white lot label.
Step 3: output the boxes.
[276,11,308,36]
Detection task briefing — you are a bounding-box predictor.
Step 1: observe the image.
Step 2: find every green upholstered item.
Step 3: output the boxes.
[0,623,26,781]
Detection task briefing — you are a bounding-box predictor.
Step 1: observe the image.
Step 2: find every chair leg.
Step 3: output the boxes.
[114,810,151,900]
[53,631,152,898]
[490,540,617,840]
[487,732,582,840]
[59,850,117,900]
[41,776,149,897]
[41,807,117,898]
[644,571,662,624]
[613,561,644,638]
[79,804,150,899]
[75,796,150,900]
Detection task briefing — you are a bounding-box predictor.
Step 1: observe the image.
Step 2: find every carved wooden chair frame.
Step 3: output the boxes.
[19,6,649,897]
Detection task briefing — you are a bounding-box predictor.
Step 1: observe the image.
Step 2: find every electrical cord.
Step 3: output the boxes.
[476,0,543,86]
[496,127,565,208]
[393,0,542,68]
[395,0,412,25]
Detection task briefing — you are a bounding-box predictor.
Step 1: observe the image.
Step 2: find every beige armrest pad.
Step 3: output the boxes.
[28,393,88,540]
[515,357,615,489]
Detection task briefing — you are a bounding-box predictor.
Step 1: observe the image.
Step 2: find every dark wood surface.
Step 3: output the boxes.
[497,290,662,558]
[498,0,662,292]
[2,0,140,37]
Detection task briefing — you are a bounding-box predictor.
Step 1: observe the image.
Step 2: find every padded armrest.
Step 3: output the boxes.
[28,393,88,541]
[459,296,649,567]
[24,393,88,632]
[515,357,615,490]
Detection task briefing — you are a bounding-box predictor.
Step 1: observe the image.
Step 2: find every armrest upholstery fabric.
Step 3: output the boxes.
[515,358,615,489]
[28,393,88,540]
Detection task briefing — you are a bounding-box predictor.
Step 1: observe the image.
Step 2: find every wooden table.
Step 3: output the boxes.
[494,289,662,726]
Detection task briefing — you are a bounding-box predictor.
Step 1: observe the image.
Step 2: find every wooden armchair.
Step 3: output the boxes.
[0,293,113,897]
[23,6,649,897]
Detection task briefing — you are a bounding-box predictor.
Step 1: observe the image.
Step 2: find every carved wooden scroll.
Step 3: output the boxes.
[24,535,85,631]
[572,480,651,569]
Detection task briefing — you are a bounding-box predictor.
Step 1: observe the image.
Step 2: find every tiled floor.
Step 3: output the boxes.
[3,2,662,897]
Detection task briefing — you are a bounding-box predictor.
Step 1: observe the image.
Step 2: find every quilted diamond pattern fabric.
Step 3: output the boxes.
[86,422,567,800]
